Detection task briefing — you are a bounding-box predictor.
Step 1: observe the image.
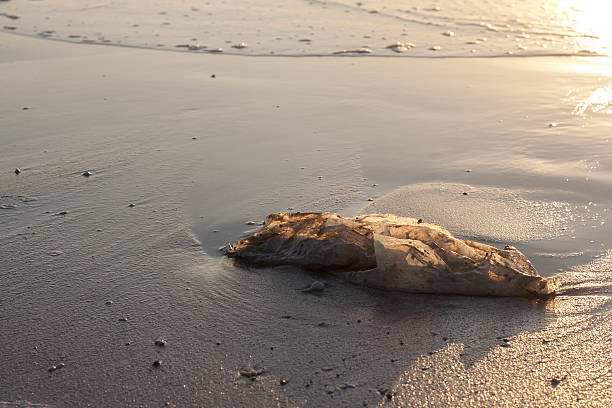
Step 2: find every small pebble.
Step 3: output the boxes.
[442,31,455,37]
[118,317,128,322]
[105,300,113,305]
[14,168,21,174]
[232,42,248,49]
[245,221,256,225]
[155,339,167,347]
[192,136,198,140]
[301,280,325,292]
[211,74,216,78]
[240,367,264,378]
[82,171,92,177]
[22,107,30,110]
[548,122,558,127]
[152,360,163,367]
[48,365,57,372]
[367,198,374,202]
[462,192,468,195]
[430,45,441,51]
[280,379,288,385]
[128,203,135,208]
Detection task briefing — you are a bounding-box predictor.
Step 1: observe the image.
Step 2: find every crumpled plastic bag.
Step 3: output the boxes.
[225,212,560,297]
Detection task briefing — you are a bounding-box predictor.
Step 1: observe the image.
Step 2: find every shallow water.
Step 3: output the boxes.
[2,0,612,56]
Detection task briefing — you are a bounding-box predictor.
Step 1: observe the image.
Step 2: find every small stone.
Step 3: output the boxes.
[551,378,561,387]
[240,366,264,378]
[48,365,57,372]
[216,342,221,345]
[301,281,325,292]
[211,74,216,78]
[188,44,205,51]
[499,343,510,348]
[280,379,288,385]
[22,107,30,110]
[119,317,128,322]
[55,211,68,216]
[192,136,198,140]
[152,360,163,367]
[548,122,558,127]
[14,168,21,174]
[340,383,356,390]
[430,45,441,51]
[57,363,65,369]
[464,169,473,172]
[82,171,92,177]
[462,192,468,195]
[417,219,423,224]
[155,339,167,347]
[232,42,248,49]
[367,198,374,202]
[245,221,256,225]
[128,203,135,207]
[442,31,455,37]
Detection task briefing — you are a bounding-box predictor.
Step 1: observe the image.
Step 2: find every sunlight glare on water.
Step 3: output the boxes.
[558,0,612,53]
[2,0,612,57]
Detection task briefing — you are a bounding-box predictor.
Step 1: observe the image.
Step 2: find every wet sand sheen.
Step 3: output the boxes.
[1,33,612,407]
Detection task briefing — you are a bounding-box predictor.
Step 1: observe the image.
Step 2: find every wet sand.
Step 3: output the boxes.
[1,33,612,407]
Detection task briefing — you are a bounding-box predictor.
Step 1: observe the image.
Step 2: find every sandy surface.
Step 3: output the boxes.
[1,33,612,407]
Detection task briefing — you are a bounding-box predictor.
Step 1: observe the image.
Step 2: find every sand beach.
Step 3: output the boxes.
[2,1,612,406]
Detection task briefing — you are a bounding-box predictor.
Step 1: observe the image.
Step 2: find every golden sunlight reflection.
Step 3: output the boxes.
[574,84,612,115]
[558,0,612,52]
